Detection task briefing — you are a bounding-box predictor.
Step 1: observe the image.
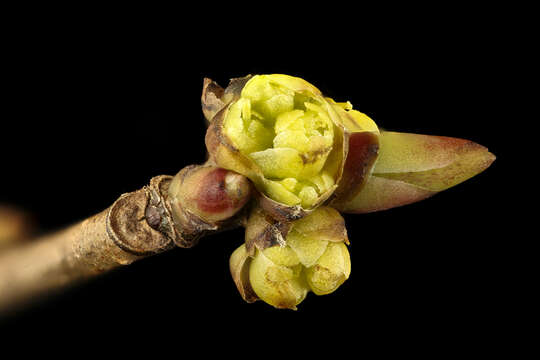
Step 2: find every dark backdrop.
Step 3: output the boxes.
[0,12,514,353]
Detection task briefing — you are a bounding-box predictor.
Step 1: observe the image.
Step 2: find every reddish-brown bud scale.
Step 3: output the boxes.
[168,165,252,233]
[196,168,250,217]
[196,168,229,213]
[331,132,379,206]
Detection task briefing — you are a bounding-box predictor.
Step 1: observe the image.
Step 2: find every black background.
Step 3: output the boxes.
[0,8,517,354]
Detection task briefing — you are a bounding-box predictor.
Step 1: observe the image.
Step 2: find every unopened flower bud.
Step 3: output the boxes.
[167,165,251,247]
[230,206,351,309]
[305,242,351,295]
[249,247,308,310]
[169,165,251,223]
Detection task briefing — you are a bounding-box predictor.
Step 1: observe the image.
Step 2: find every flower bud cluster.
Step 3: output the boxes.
[231,207,350,309]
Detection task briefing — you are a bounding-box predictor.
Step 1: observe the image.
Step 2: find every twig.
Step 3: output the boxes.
[0,166,251,313]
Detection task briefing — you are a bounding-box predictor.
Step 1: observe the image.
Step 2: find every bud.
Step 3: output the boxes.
[205,74,379,221]
[230,206,350,309]
[335,131,496,213]
[249,247,308,310]
[167,165,251,247]
[305,242,351,295]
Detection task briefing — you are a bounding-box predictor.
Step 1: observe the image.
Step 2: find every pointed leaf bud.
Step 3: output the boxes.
[336,131,495,213]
